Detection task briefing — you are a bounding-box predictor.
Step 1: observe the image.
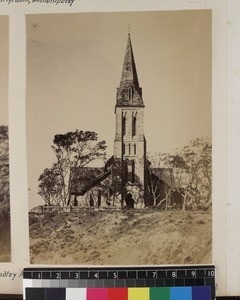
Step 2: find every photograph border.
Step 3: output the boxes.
[0,0,229,296]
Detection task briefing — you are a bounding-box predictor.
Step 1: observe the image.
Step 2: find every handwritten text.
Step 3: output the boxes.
[0,0,75,6]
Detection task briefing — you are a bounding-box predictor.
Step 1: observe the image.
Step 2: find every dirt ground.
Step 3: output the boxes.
[29,209,212,265]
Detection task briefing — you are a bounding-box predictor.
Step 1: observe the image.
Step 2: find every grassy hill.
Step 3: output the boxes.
[29,209,211,265]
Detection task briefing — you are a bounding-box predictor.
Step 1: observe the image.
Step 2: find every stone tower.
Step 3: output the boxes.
[114,34,146,205]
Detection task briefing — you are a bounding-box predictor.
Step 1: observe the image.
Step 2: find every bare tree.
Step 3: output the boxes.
[148,137,211,211]
[147,153,174,208]
[167,137,212,210]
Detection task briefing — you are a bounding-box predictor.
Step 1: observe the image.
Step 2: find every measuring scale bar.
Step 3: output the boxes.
[23,266,215,300]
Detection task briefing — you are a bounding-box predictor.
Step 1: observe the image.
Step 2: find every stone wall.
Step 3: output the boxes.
[29,205,120,215]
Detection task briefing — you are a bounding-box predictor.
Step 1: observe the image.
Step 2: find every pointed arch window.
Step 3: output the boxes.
[123,159,128,184]
[134,144,137,155]
[131,160,135,183]
[132,115,137,137]
[122,116,126,136]
[128,143,131,155]
[122,143,125,155]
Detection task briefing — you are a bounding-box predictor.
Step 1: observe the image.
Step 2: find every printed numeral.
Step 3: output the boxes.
[207,270,215,277]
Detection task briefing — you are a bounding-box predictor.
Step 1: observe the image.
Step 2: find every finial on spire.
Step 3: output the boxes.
[128,24,131,35]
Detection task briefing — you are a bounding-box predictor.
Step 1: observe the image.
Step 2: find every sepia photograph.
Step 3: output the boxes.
[0,16,10,262]
[27,10,212,265]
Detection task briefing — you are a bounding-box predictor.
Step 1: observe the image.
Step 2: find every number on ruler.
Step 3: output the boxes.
[152,271,157,278]
[191,271,196,277]
[172,271,176,278]
[56,272,60,279]
[207,270,215,277]
[113,272,117,279]
[75,272,79,279]
[94,272,98,279]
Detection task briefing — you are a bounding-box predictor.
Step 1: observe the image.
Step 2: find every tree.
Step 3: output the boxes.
[167,137,212,210]
[38,130,107,206]
[38,164,63,206]
[0,125,10,258]
[0,125,8,140]
[148,137,212,211]
[0,125,9,208]
[147,153,174,208]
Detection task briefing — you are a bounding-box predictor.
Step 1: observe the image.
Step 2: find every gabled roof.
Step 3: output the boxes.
[71,167,103,194]
[71,167,111,196]
[150,168,175,190]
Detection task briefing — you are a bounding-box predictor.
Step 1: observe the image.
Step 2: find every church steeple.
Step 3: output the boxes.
[120,34,139,87]
[114,33,146,206]
[116,34,144,107]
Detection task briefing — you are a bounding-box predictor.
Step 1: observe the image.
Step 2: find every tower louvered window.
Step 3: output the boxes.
[128,85,134,101]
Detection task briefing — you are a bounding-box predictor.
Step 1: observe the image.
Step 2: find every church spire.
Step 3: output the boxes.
[116,34,144,107]
[120,34,139,87]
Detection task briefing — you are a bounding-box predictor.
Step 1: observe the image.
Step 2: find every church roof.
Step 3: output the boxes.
[116,34,144,108]
[71,167,111,196]
[151,168,176,190]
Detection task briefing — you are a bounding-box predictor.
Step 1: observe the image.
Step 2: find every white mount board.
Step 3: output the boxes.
[0,0,238,297]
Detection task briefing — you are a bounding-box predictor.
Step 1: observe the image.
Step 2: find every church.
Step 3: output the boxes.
[71,34,177,209]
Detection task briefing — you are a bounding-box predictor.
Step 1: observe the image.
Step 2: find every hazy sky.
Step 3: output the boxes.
[0,16,8,126]
[26,10,211,207]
